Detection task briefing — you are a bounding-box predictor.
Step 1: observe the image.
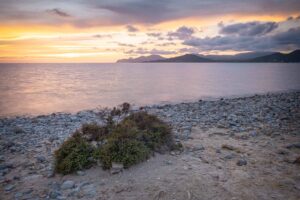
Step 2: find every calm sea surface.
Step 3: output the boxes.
[0,63,299,117]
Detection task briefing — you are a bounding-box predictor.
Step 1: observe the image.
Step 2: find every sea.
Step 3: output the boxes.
[0,63,299,116]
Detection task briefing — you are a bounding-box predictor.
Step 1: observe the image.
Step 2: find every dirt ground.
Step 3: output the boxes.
[3,126,299,200]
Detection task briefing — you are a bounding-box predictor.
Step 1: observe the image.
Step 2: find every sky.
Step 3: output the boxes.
[0,0,300,63]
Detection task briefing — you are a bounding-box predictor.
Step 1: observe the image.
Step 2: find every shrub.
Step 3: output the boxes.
[110,107,121,116]
[96,139,150,169]
[121,112,173,150]
[54,132,94,174]
[55,110,176,174]
[81,123,108,141]
[110,102,131,116]
[170,142,183,151]
[121,102,131,113]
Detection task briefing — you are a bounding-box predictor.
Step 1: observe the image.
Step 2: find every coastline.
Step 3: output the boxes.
[1,91,300,199]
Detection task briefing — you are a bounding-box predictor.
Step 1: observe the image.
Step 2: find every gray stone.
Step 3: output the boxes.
[14,192,23,198]
[224,154,235,160]
[237,159,247,166]
[36,156,46,163]
[81,184,96,198]
[110,162,124,174]
[4,184,15,191]
[165,160,173,165]
[47,170,55,178]
[286,143,300,149]
[49,190,61,199]
[61,180,75,190]
[76,170,86,176]
[0,163,13,170]
[190,144,205,152]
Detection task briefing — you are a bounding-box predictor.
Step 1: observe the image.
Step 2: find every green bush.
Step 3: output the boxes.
[54,132,94,174]
[96,139,150,169]
[55,111,176,174]
[121,102,130,113]
[121,112,173,150]
[81,123,108,141]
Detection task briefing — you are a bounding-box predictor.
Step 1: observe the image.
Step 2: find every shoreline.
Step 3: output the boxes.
[1,91,300,199]
[1,89,300,119]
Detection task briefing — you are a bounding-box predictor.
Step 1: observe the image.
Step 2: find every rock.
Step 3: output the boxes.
[154,190,166,200]
[80,184,96,198]
[13,126,25,134]
[49,190,61,199]
[15,192,23,198]
[48,136,59,143]
[286,143,300,149]
[293,157,300,164]
[76,170,86,176]
[165,160,173,165]
[0,163,14,170]
[36,156,46,163]
[4,184,15,191]
[110,162,124,174]
[277,149,289,155]
[0,155,4,162]
[224,153,235,160]
[61,180,75,190]
[216,149,221,153]
[249,131,258,137]
[47,170,55,178]
[237,159,247,166]
[23,188,33,195]
[222,144,243,153]
[189,144,205,152]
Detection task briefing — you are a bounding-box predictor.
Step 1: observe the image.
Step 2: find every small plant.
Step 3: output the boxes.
[122,112,173,150]
[110,107,121,116]
[96,139,150,169]
[55,109,177,174]
[54,132,94,174]
[121,102,131,113]
[81,123,108,141]
[170,142,183,151]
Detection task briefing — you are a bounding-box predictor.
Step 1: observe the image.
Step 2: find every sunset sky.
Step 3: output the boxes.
[0,0,300,63]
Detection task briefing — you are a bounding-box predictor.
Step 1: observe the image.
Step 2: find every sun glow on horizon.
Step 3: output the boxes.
[0,1,299,63]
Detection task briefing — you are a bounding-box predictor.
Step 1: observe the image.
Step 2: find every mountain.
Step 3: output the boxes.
[116,50,300,63]
[203,52,275,61]
[117,55,165,63]
[248,50,300,62]
[148,54,213,62]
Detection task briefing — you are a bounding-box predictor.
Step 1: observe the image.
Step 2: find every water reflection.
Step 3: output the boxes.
[0,63,299,116]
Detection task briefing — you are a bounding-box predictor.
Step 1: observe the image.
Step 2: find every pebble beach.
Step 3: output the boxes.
[1,91,300,199]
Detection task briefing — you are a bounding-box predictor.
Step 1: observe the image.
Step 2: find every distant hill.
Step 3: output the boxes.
[117,55,165,63]
[148,54,213,62]
[203,52,275,61]
[116,50,300,63]
[248,50,300,62]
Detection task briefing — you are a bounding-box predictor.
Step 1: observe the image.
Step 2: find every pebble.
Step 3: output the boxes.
[110,162,124,174]
[0,91,299,198]
[224,154,235,160]
[4,184,15,191]
[61,180,75,190]
[80,184,96,198]
[36,156,46,163]
[165,160,173,165]
[76,170,86,176]
[237,159,247,166]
